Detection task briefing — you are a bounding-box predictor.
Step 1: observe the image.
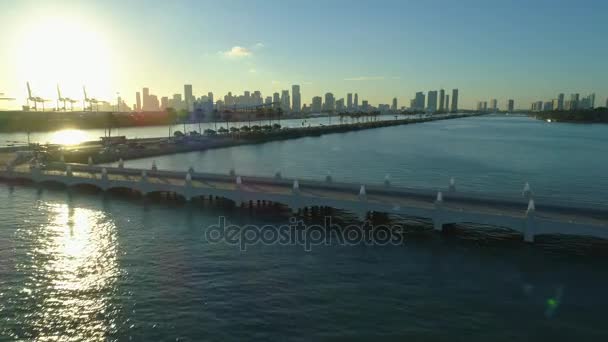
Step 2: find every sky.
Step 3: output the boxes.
[1,0,607,110]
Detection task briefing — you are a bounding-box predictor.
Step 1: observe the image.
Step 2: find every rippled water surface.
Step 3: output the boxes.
[2,115,608,340]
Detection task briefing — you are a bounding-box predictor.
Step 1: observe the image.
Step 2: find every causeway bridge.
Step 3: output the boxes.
[1,161,607,243]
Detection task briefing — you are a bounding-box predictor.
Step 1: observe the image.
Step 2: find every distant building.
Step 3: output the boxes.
[543,101,553,111]
[292,85,301,113]
[324,92,335,112]
[142,88,150,111]
[378,104,390,113]
[439,89,445,112]
[427,90,438,112]
[336,98,345,112]
[508,99,514,112]
[273,92,280,109]
[570,93,580,110]
[281,90,290,112]
[490,99,497,112]
[391,97,397,111]
[354,93,359,109]
[160,96,169,110]
[362,100,369,111]
[136,92,141,111]
[414,92,425,111]
[311,96,322,113]
[477,101,483,112]
[184,84,193,111]
[557,93,564,111]
[482,101,488,112]
[451,89,459,112]
[531,101,543,112]
[445,95,449,111]
[347,93,353,111]
[265,96,272,105]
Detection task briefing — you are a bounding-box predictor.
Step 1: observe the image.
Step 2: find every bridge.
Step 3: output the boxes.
[1,161,607,243]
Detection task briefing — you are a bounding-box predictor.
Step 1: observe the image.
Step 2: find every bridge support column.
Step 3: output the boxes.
[524,199,536,243]
[433,191,445,232]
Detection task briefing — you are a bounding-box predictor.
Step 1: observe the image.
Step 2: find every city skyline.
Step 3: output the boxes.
[1,0,607,110]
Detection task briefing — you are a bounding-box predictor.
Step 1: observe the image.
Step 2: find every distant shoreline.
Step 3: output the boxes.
[533,108,608,123]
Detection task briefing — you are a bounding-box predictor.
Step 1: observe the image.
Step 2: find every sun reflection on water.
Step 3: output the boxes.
[15,201,121,340]
[48,129,92,146]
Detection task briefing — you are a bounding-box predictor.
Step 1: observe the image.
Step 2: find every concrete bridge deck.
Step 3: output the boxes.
[1,162,607,243]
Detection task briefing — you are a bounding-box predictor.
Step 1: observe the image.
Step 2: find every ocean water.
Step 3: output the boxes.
[1,115,608,341]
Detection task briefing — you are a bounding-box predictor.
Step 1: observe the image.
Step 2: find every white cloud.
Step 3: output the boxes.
[344,76,385,81]
[222,46,252,58]
[254,42,265,49]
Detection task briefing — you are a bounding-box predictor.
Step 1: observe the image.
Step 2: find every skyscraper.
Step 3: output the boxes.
[292,85,301,113]
[160,96,168,110]
[490,99,497,112]
[414,92,425,111]
[451,89,459,112]
[570,93,580,110]
[273,92,280,109]
[347,93,353,111]
[557,93,564,111]
[136,92,141,111]
[439,89,445,111]
[324,92,335,112]
[354,93,359,109]
[184,84,193,112]
[391,97,398,111]
[142,88,150,111]
[508,99,514,112]
[281,90,290,112]
[312,96,322,113]
[427,91,438,112]
[445,95,449,111]
[336,98,345,112]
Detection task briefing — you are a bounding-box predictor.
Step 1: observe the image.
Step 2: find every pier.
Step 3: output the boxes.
[2,162,607,243]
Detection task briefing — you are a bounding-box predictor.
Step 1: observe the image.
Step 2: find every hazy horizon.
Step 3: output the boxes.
[1,0,607,110]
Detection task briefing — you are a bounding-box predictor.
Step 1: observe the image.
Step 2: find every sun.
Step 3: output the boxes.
[13,16,115,103]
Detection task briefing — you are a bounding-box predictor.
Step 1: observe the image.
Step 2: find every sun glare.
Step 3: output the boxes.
[49,129,91,145]
[13,16,115,101]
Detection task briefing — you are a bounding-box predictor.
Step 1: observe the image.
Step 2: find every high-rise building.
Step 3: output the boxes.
[273,92,280,109]
[160,96,169,110]
[362,100,369,111]
[439,89,445,112]
[445,95,449,111]
[324,92,335,112]
[570,93,580,110]
[312,96,322,113]
[292,85,301,113]
[427,90,438,112]
[557,93,565,111]
[142,88,150,111]
[265,96,272,105]
[347,93,353,111]
[482,101,488,112]
[451,89,459,112]
[508,99,514,112]
[336,98,345,112]
[149,94,159,111]
[184,84,193,112]
[490,99,497,112]
[476,102,483,112]
[543,101,554,111]
[135,92,141,111]
[391,97,398,111]
[414,92,425,111]
[354,93,359,109]
[281,90,290,112]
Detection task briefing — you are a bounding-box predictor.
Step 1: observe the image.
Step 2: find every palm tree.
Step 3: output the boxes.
[212,109,219,130]
[276,107,283,126]
[223,111,231,131]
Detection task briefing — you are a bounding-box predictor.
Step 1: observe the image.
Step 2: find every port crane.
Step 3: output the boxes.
[83,86,104,111]
[26,82,50,111]
[56,84,78,111]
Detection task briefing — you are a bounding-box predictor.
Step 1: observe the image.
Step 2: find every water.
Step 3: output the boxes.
[0,114,401,146]
[1,115,608,341]
[114,115,608,207]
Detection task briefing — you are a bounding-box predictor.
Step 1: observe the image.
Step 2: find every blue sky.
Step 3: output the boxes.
[1,0,607,109]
